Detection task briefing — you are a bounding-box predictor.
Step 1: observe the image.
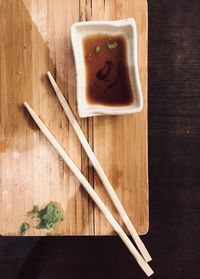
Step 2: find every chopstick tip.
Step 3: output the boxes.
[23,102,32,113]
[24,101,28,107]
[145,253,152,263]
[148,270,154,277]
[47,71,51,78]
[147,257,152,263]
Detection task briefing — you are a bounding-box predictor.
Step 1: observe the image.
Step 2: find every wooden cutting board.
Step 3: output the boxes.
[0,0,148,236]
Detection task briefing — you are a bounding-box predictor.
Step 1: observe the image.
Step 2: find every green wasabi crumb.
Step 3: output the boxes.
[20,202,64,233]
[20,222,30,235]
[27,205,39,215]
[37,202,64,230]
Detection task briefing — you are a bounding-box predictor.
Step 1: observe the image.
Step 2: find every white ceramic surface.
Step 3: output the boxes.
[71,18,143,118]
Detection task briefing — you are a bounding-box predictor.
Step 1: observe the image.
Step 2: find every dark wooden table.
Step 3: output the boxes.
[0,1,200,278]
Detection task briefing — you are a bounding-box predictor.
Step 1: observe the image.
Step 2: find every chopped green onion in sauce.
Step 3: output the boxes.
[107,41,118,49]
[94,45,101,54]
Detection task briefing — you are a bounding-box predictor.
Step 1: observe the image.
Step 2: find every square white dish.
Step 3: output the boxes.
[71,18,143,118]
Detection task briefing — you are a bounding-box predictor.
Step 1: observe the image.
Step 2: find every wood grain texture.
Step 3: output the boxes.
[0,0,148,235]
[92,0,148,235]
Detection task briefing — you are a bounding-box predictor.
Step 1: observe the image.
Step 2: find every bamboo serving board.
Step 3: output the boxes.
[0,0,148,236]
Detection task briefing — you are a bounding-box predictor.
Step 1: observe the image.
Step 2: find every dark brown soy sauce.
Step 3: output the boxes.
[83,34,134,106]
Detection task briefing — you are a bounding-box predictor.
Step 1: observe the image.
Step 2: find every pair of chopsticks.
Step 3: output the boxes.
[24,72,153,277]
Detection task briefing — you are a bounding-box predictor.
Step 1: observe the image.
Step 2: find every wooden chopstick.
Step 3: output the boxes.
[47,71,152,262]
[23,101,153,277]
